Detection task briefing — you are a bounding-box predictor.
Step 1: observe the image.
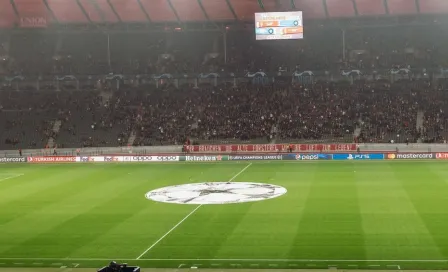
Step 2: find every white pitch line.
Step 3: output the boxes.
[0,174,24,183]
[135,163,253,260]
[135,205,201,260]
[0,257,448,262]
[387,264,402,270]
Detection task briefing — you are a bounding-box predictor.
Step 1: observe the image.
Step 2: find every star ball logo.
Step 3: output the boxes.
[145,182,287,205]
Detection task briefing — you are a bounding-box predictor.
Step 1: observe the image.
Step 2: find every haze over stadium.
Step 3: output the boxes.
[3,0,448,272]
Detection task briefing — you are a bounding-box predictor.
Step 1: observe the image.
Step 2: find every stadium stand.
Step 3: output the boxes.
[1,0,448,150]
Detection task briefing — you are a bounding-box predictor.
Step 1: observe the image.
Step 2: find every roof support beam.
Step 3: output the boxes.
[76,0,92,23]
[136,0,151,23]
[106,0,121,22]
[9,0,19,18]
[43,0,58,23]
[258,0,266,11]
[224,0,238,20]
[322,0,329,18]
[352,0,358,16]
[166,0,181,23]
[91,0,106,23]
[197,0,210,21]
[383,0,389,14]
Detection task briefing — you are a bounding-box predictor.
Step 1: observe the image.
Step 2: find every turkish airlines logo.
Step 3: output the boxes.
[28,156,76,163]
[436,153,448,159]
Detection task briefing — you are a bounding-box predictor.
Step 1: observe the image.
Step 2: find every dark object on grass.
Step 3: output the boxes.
[97,261,140,272]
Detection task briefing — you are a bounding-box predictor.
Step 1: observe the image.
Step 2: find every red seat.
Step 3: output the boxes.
[228,0,262,21]
[170,0,206,21]
[47,0,87,23]
[355,0,385,16]
[0,0,16,27]
[109,0,147,22]
[326,0,355,18]
[201,0,234,21]
[14,0,50,27]
[78,0,102,22]
[387,0,417,15]
[420,0,448,14]
[139,0,176,22]
[293,0,325,19]
[94,0,119,22]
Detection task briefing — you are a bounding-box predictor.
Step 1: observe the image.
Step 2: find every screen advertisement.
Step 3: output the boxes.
[27,156,77,163]
[0,157,26,163]
[229,155,282,161]
[282,154,332,160]
[436,153,448,159]
[123,156,178,162]
[255,11,303,40]
[386,153,435,160]
[333,154,384,160]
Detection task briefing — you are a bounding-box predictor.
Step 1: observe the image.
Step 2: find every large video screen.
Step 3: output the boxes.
[255,11,303,40]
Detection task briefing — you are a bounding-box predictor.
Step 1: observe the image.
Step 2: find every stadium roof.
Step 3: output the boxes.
[0,0,447,27]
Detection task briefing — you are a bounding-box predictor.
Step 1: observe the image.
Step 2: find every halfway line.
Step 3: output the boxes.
[135,163,252,260]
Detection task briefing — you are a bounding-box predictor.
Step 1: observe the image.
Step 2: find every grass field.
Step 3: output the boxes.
[1,161,448,270]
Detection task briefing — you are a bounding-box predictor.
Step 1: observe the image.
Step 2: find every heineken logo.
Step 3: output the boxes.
[185,156,223,161]
[145,182,287,205]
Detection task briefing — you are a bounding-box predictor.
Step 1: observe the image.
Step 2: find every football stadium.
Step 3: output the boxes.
[3,0,448,271]
[1,158,448,271]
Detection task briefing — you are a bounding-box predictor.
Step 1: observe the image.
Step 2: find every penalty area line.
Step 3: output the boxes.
[135,163,253,260]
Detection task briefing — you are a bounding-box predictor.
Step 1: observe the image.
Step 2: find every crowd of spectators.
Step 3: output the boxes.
[0,23,448,150]
[1,77,448,150]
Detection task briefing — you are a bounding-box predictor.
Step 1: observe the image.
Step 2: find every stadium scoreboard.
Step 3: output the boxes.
[255,11,303,40]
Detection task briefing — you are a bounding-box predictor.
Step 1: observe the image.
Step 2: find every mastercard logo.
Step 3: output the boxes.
[387,154,396,159]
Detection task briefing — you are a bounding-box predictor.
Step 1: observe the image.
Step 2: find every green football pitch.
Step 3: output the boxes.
[1,161,448,270]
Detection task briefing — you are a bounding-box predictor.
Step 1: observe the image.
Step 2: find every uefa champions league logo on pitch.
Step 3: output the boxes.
[145,182,287,205]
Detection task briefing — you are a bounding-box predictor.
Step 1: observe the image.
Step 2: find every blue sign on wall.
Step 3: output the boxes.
[282,154,333,160]
[332,153,384,160]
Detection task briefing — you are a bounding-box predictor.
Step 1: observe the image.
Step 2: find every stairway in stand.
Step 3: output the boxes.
[46,120,62,148]
[416,110,425,143]
[353,117,363,140]
[127,130,137,146]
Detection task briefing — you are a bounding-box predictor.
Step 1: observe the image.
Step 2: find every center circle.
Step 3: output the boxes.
[145,182,287,205]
